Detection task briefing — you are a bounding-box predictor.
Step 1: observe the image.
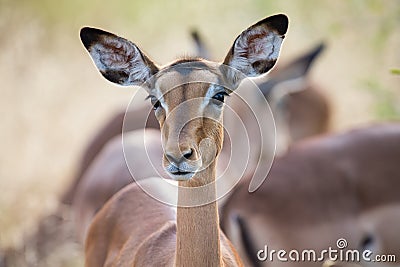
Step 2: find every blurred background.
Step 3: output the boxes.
[0,0,399,266]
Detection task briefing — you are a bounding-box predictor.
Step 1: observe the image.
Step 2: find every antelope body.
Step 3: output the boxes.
[221,123,400,267]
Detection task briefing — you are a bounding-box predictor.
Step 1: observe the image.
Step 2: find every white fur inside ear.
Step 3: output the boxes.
[230,28,283,76]
[89,37,152,85]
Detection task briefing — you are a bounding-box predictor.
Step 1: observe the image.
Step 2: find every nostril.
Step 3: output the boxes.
[183,148,193,160]
[165,148,194,165]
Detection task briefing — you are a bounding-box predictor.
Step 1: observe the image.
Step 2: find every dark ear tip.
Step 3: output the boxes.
[80,27,113,49]
[304,41,326,65]
[266,14,289,36]
[80,27,98,49]
[314,42,327,55]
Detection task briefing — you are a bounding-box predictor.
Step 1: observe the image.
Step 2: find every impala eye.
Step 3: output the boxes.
[152,100,161,110]
[147,96,161,110]
[212,92,228,103]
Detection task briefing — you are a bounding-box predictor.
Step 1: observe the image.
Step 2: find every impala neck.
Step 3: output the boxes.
[175,161,222,267]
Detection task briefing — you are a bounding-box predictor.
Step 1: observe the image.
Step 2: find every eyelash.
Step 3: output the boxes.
[152,100,161,110]
[147,96,161,110]
[212,92,229,103]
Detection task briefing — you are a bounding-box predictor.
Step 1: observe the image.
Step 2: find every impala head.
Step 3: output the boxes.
[80,14,288,181]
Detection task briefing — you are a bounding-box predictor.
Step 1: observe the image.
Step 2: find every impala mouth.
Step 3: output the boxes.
[164,160,199,181]
[168,170,196,181]
[165,166,196,181]
[172,171,192,176]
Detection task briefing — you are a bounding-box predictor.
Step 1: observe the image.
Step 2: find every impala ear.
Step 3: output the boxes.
[80,27,159,86]
[223,14,288,87]
[259,42,326,99]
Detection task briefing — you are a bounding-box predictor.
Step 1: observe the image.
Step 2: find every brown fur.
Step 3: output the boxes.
[285,84,330,141]
[85,178,242,267]
[72,129,165,241]
[61,104,159,205]
[221,123,400,267]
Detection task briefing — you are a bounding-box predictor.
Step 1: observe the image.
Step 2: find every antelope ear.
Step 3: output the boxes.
[223,14,288,86]
[259,42,326,99]
[80,27,159,86]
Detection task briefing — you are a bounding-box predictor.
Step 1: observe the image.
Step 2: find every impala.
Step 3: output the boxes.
[80,14,288,266]
[220,123,400,267]
[71,27,330,243]
[69,43,331,241]
[62,35,329,207]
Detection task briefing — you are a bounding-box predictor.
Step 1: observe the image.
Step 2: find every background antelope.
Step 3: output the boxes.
[221,123,400,267]
[80,14,288,266]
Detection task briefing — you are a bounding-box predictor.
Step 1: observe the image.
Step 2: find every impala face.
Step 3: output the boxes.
[80,14,288,181]
[147,63,229,180]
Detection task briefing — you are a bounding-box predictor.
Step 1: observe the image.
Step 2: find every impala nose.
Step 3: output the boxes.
[165,148,195,166]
